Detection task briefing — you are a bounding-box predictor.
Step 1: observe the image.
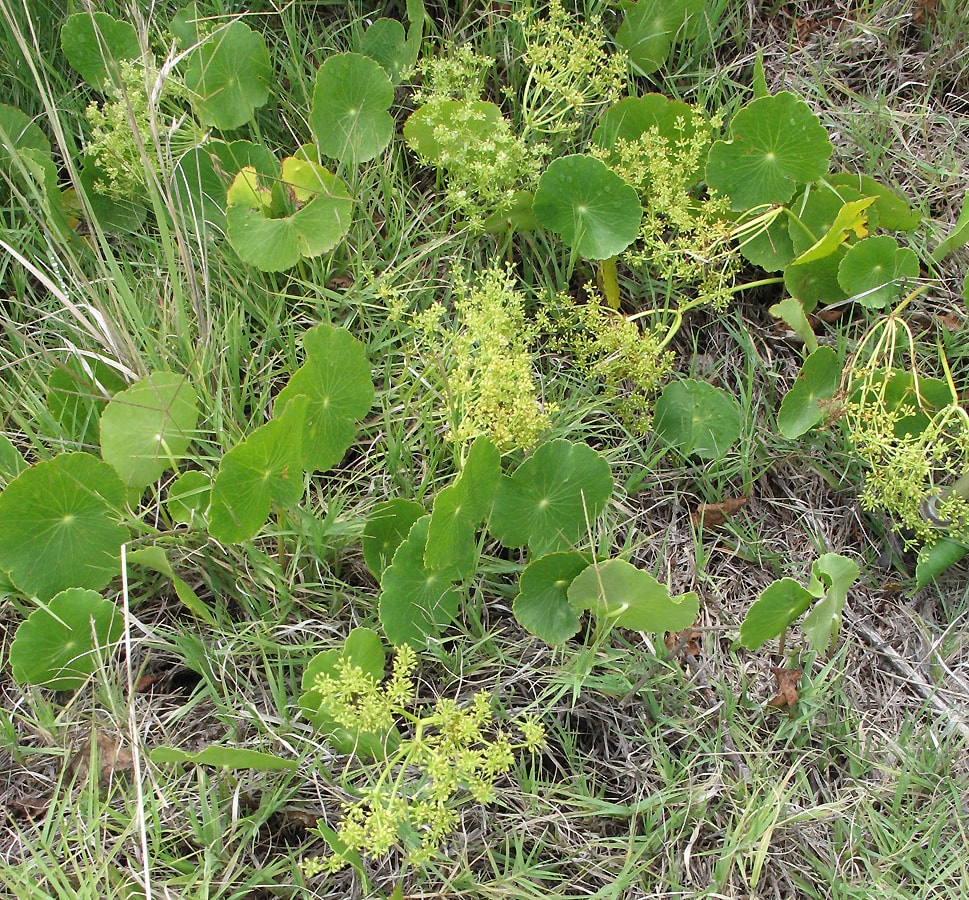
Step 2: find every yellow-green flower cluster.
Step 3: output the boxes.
[513,0,627,140]
[539,291,674,431]
[598,114,739,310]
[845,376,969,547]
[302,646,545,876]
[85,59,174,200]
[418,267,553,452]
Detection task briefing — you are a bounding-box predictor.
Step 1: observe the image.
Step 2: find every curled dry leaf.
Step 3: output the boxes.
[691,495,748,528]
[665,627,702,659]
[767,667,802,712]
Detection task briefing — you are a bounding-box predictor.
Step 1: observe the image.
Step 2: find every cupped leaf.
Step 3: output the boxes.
[849,369,952,440]
[0,103,51,172]
[272,323,374,472]
[150,746,297,770]
[311,53,394,164]
[362,499,426,580]
[171,146,228,234]
[827,173,920,232]
[568,559,699,633]
[513,551,589,643]
[837,235,919,309]
[615,0,705,76]
[184,21,271,130]
[10,588,122,690]
[705,92,832,209]
[738,577,816,650]
[737,209,795,271]
[490,439,614,556]
[299,627,397,757]
[425,436,500,577]
[778,346,841,438]
[532,155,642,260]
[802,553,859,653]
[166,470,211,526]
[378,517,460,648]
[78,158,148,232]
[482,191,538,234]
[225,158,353,272]
[653,378,742,460]
[60,12,140,90]
[99,372,198,491]
[207,396,307,543]
[0,453,128,600]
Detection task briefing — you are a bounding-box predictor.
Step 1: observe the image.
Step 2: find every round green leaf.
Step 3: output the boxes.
[60,12,140,90]
[166,470,211,526]
[100,372,199,491]
[513,552,589,643]
[78,158,148,232]
[849,369,952,440]
[404,99,504,164]
[615,0,705,76]
[208,396,307,543]
[739,578,816,650]
[706,92,832,209]
[737,209,795,271]
[568,559,699,633]
[533,155,642,260]
[311,53,394,164]
[10,588,122,690]
[778,346,841,439]
[0,103,51,172]
[837,235,919,309]
[0,453,128,600]
[171,146,227,234]
[184,21,271,130]
[490,439,614,556]
[653,378,742,460]
[359,18,409,82]
[362,499,426,580]
[378,516,461,648]
[273,323,374,472]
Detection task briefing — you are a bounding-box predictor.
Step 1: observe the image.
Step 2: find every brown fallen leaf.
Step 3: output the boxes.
[913,0,938,27]
[691,495,748,528]
[937,311,964,331]
[68,731,135,784]
[665,627,702,659]
[767,667,802,711]
[3,795,51,821]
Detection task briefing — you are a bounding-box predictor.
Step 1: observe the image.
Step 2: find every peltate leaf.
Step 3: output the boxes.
[739,578,815,650]
[653,378,742,460]
[513,552,590,643]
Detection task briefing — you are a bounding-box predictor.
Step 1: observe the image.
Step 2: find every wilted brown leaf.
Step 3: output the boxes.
[665,627,702,659]
[691,496,748,528]
[768,667,802,711]
[69,731,135,784]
